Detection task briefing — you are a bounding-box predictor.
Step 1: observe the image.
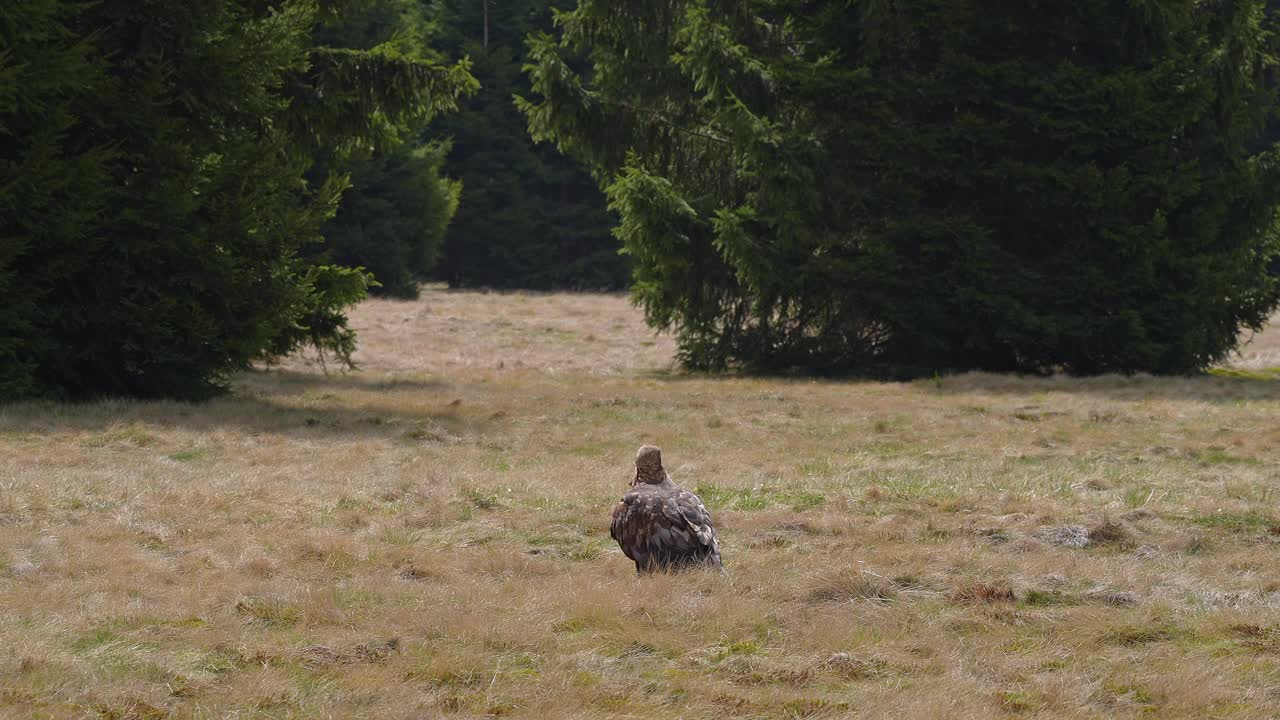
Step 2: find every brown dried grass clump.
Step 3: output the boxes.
[949,581,1016,604]
[1088,519,1134,547]
[805,569,897,603]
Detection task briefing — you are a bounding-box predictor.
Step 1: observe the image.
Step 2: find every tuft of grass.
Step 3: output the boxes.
[168,447,208,462]
[1101,680,1157,709]
[82,423,160,448]
[805,569,896,603]
[464,488,504,511]
[70,626,123,654]
[950,581,1015,604]
[820,653,891,680]
[711,640,761,662]
[1102,623,1179,646]
[1087,519,1133,547]
[1122,486,1154,509]
[786,491,826,511]
[234,596,300,627]
[797,458,839,478]
[92,700,167,720]
[1022,589,1079,607]
[998,689,1044,713]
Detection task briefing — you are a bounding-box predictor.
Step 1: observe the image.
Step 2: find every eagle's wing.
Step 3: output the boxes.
[672,488,721,559]
[609,493,638,552]
[611,487,722,570]
[610,490,650,565]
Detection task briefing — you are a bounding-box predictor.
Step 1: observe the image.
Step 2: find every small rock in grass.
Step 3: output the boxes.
[1034,525,1090,548]
[1041,573,1068,587]
[1100,591,1140,607]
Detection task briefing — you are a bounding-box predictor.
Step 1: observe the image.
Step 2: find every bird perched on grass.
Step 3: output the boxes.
[610,445,724,573]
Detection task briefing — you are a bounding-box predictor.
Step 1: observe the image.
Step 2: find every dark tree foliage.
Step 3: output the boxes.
[524,0,1280,375]
[317,142,459,298]
[308,0,464,299]
[429,0,628,290]
[0,0,474,400]
[0,1,112,399]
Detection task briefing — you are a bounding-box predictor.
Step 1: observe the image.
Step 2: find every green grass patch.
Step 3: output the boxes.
[1190,511,1280,533]
[234,595,300,627]
[1123,485,1154,509]
[1021,589,1079,607]
[710,639,761,663]
[1208,367,1280,381]
[464,488,505,511]
[869,470,960,503]
[1189,447,1259,466]
[567,440,617,457]
[858,441,910,460]
[1101,680,1156,707]
[694,483,826,512]
[177,645,240,671]
[999,689,1045,713]
[168,447,208,462]
[70,626,122,654]
[797,458,840,478]
[1103,623,1181,647]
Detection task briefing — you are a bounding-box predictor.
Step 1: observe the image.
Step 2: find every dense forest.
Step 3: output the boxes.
[309,0,627,297]
[4,0,1280,399]
[427,0,629,291]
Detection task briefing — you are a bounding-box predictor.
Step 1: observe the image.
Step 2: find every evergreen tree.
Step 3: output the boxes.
[318,141,459,298]
[429,0,627,290]
[309,0,463,299]
[0,0,475,400]
[524,0,1280,375]
[0,0,112,398]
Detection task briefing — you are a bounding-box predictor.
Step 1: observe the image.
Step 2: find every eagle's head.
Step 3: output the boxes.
[634,445,666,485]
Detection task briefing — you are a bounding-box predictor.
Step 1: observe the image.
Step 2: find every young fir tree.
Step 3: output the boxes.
[0,0,475,400]
[309,0,463,299]
[523,0,1280,375]
[429,0,627,290]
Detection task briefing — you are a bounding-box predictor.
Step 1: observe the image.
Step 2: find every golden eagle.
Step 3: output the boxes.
[609,445,723,573]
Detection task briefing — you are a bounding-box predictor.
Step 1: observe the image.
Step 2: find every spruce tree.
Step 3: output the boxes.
[0,0,475,399]
[523,0,1280,375]
[309,0,464,300]
[317,142,459,298]
[0,0,112,398]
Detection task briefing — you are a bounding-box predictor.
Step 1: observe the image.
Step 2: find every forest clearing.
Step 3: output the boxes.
[4,287,1280,718]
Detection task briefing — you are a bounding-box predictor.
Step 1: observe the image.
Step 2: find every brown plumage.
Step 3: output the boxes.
[609,445,724,573]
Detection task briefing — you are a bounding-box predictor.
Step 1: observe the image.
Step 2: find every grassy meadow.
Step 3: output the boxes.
[6,287,1280,718]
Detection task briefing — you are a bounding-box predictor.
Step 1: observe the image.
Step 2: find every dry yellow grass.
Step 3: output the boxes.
[5,285,1280,718]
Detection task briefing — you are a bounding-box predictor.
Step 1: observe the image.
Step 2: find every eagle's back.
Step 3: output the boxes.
[610,480,722,573]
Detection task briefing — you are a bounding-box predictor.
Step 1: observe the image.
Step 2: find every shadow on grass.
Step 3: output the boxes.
[0,369,467,440]
[244,368,448,395]
[639,363,1280,404]
[927,367,1280,404]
